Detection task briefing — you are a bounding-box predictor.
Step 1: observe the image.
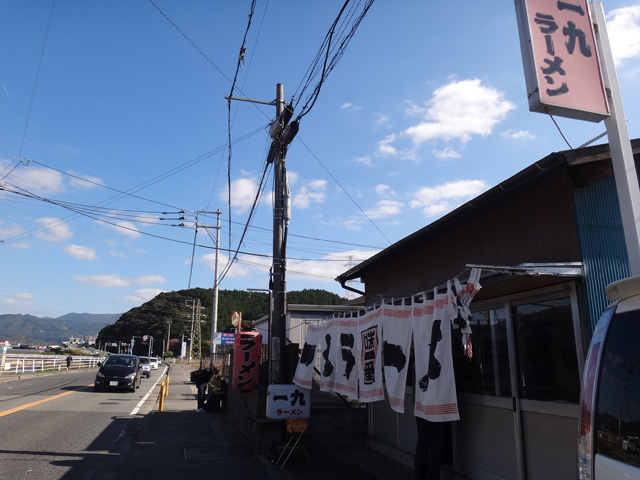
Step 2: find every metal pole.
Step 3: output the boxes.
[211,210,221,365]
[592,2,640,275]
[272,83,287,384]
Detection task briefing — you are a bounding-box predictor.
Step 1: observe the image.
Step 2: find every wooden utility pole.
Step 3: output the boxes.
[226,83,297,384]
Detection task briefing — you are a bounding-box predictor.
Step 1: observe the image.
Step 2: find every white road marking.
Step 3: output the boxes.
[130,365,169,415]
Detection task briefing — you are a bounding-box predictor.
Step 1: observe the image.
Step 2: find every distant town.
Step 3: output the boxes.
[0,335,97,351]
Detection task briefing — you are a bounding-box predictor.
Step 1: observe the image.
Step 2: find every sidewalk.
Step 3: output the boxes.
[126,362,415,480]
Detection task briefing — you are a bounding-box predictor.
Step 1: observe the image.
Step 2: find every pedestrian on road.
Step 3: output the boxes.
[66,354,73,370]
[194,365,213,412]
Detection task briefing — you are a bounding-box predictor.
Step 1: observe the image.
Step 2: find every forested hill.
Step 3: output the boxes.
[96,288,345,350]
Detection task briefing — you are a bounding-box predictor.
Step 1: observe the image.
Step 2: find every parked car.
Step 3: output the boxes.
[94,354,142,392]
[138,357,151,378]
[579,275,640,479]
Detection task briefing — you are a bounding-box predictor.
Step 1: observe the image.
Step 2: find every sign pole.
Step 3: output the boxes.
[591,2,640,276]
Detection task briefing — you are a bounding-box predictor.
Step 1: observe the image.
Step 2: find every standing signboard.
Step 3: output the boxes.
[267,384,311,420]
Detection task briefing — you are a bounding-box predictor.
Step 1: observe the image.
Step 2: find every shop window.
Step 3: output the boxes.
[514,297,580,403]
[455,307,512,397]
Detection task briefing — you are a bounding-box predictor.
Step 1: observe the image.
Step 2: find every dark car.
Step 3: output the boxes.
[94,354,142,392]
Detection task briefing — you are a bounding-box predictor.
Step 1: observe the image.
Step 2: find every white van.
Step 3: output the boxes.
[579,275,640,480]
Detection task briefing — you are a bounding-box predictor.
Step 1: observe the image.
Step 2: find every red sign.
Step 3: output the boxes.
[232,331,261,391]
[515,0,609,122]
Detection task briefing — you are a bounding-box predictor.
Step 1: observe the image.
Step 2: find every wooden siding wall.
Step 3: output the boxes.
[361,167,581,302]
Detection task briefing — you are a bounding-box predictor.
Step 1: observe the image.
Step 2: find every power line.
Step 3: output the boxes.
[227,0,258,253]
[297,136,391,244]
[17,0,57,159]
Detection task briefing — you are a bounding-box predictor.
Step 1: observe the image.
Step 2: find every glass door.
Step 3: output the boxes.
[512,290,582,480]
[454,283,584,480]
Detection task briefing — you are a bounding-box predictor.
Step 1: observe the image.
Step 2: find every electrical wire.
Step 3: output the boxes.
[227,0,258,254]
[17,0,57,159]
[293,0,375,121]
[297,136,391,244]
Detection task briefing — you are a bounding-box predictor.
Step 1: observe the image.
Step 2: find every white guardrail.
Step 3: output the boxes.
[2,354,102,375]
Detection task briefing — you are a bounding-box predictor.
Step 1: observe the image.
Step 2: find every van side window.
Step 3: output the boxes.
[595,310,640,467]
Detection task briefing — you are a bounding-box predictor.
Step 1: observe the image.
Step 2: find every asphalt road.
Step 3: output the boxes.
[0,366,166,480]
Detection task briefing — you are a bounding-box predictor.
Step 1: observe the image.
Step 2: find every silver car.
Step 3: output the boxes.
[579,275,640,479]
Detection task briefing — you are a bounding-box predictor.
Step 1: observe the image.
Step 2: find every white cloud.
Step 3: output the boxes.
[501,129,535,141]
[374,184,391,195]
[354,155,372,167]
[409,179,489,218]
[287,249,380,283]
[341,102,361,110]
[64,244,96,260]
[67,170,104,189]
[374,112,390,127]
[404,79,515,146]
[220,176,266,214]
[608,6,640,66]
[377,134,399,157]
[201,253,251,278]
[1,160,65,195]
[74,274,131,287]
[364,199,404,219]
[102,220,141,239]
[342,219,362,231]
[293,179,327,209]
[35,217,73,242]
[134,275,166,285]
[11,292,34,300]
[0,221,26,238]
[119,288,164,303]
[433,147,462,160]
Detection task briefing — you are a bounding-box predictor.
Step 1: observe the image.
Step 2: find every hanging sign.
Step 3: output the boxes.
[515,0,609,122]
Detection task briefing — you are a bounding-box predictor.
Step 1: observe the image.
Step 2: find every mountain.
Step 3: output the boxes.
[0,313,121,345]
[97,288,345,356]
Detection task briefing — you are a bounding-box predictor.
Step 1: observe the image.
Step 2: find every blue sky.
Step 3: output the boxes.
[1,1,639,318]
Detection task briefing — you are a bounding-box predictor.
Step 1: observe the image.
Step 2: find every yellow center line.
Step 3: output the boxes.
[0,384,93,417]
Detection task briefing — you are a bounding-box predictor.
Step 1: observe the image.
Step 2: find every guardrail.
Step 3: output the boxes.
[2,354,103,375]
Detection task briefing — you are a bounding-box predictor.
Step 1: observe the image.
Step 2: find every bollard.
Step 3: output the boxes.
[159,381,165,412]
[165,376,170,397]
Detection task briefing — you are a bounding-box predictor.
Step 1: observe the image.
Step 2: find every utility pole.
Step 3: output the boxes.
[226,83,298,384]
[271,84,287,384]
[197,210,221,365]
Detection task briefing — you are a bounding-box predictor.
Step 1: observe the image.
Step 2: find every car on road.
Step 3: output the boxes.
[579,275,640,479]
[149,356,159,369]
[94,354,142,392]
[139,356,159,370]
[138,357,151,378]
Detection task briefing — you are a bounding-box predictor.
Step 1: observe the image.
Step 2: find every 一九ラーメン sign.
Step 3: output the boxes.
[515,0,609,122]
